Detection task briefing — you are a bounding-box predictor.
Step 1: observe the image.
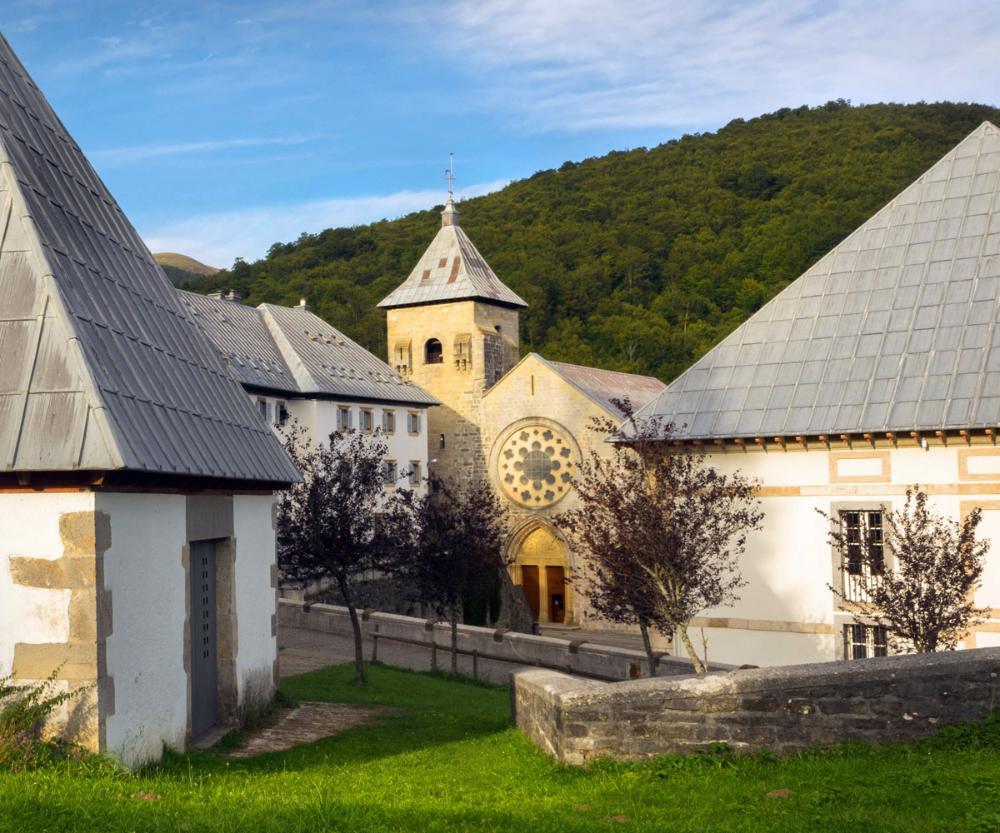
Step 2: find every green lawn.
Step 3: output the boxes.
[2,663,1000,833]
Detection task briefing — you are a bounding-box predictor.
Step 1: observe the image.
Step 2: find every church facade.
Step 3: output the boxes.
[379,198,664,628]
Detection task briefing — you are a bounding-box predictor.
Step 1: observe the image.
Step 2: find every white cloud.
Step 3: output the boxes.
[90,135,324,166]
[420,0,1000,131]
[142,180,508,267]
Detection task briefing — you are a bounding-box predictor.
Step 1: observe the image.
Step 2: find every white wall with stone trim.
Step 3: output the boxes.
[232,494,279,709]
[669,443,1000,667]
[0,492,92,678]
[101,492,188,766]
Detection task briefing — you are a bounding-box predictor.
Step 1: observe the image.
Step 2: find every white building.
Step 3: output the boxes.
[636,122,1000,667]
[178,291,437,493]
[0,35,299,764]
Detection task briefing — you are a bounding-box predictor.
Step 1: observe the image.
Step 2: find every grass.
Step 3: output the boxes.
[1,662,999,832]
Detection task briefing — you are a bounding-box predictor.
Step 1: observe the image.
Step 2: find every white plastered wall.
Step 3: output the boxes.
[0,492,93,677]
[100,492,188,766]
[232,494,279,707]
[672,444,1000,667]
[286,398,429,493]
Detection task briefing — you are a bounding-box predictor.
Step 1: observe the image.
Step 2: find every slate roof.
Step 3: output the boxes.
[181,290,437,406]
[634,122,1000,441]
[259,303,438,405]
[178,291,298,395]
[378,198,528,309]
[0,34,298,484]
[542,358,666,419]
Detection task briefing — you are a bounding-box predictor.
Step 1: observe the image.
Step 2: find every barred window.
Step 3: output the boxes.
[840,509,884,602]
[844,624,888,660]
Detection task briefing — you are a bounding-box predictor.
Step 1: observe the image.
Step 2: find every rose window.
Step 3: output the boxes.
[495,424,578,508]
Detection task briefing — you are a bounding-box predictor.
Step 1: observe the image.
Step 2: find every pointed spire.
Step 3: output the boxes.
[442,152,458,227]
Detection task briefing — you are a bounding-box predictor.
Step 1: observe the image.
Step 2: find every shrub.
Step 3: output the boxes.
[0,673,79,770]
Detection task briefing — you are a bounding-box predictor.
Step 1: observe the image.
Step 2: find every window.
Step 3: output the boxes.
[840,509,884,602]
[424,338,443,365]
[408,461,421,486]
[382,410,396,434]
[439,432,446,449]
[257,399,268,421]
[407,411,421,435]
[276,401,288,426]
[360,408,373,433]
[844,624,888,660]
[382,460,397,486]
[336,405,351,431]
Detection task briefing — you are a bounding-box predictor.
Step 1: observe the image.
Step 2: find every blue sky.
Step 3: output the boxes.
[3,1,999,266]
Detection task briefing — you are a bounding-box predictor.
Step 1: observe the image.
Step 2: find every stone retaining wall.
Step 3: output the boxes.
[513,648,1000,764]
[278,598,733,681]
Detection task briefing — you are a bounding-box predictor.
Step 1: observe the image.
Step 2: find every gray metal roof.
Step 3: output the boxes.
[178,291,299,395]
[634,121,1000,441]
[0,34,298,484]
[541,357,666,419]
[378,199,528,309]
[258,302,438,405]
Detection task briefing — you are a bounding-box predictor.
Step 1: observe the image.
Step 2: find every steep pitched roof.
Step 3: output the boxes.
[0,35,298,484]
[178,291,299,395]
[542,358,666,419]
[635,122,1000,441]
[378,198,528,310]
[259,303,438,406]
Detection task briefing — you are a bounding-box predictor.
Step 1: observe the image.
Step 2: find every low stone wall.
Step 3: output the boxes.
[278,598,732,681]
[514,648,1000,764]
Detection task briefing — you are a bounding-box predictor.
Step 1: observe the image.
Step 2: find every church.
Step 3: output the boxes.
[378,195,665,628]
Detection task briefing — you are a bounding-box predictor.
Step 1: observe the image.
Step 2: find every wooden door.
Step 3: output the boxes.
[546,566,566,623]
[189,540,218,737]
[520,565,540,621]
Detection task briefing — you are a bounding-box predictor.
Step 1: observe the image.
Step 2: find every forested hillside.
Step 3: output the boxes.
[186,101,1000,382]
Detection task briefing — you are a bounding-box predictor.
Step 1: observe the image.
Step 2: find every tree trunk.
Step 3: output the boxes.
[450,606,459,676]
[676,622,707,675]
[337,572,367,684]
[639,619,657,678]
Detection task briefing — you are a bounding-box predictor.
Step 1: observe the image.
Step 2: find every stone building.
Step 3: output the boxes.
[379,197,664,627]
[635,122,1000,666]
[178,290,436,493]
[0,35,299,764]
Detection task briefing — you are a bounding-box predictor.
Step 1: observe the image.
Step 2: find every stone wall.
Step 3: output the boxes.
[514,648,1000,764]
[278,598,732,681]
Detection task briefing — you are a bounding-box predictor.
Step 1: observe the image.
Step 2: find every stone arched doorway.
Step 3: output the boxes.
[509,523,572,625]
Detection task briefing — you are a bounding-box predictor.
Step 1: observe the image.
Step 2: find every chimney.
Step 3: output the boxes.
[208,289,242,304]
[297,298,311,312]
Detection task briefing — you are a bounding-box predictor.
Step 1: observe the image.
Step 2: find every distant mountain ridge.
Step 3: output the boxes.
[183,101,1000,382]
[155,252,220,286]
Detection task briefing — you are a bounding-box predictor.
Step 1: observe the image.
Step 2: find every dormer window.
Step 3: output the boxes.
[425,338,443,365]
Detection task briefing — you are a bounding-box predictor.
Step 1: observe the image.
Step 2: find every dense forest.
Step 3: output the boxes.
[186,101,1000,382]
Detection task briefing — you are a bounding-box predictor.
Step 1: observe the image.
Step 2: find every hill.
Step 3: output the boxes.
[155,252,220,286]
[184,101,1000,382]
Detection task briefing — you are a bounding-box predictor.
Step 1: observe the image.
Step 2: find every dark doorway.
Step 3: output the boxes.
[546,566,566,623]
[520,565,540,621]
[189,540,218,737]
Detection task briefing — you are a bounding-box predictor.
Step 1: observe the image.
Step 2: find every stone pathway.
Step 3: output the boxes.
[225,702,384,758]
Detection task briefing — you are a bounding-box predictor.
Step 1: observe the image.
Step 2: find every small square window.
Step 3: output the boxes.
[383,410,396,434]
[844,624,888,660]
[407,412,421,435]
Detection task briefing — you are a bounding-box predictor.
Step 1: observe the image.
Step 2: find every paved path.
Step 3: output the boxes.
[226,702,384,757]
[278,625,534,685]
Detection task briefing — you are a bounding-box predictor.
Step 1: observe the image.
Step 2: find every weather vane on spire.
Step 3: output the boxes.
[445,152,455,200]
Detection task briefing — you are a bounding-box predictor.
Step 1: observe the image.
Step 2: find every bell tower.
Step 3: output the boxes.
[379,182,526,486]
